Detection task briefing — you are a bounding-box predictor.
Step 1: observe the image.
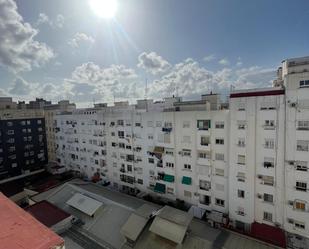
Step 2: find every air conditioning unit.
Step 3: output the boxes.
[290,102,297,108]
[194,192,200,197]
[257,175,262,179]
[288,161,295,166]
[288,200,294,206]
[257,194,262,199]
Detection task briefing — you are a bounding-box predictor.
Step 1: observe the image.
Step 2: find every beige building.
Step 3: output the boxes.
[44,100,76,163]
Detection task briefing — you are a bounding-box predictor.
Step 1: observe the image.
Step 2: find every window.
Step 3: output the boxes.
[117,120,124,126]
[237,155,245,165]
[264,120,275,129]
[238,138,245,147]
[263,212,273,222]
[294,201,306,211]
[264,139,275,149]
[148,134,153,140]
[27,120,31,125]
[197,120,211,130]
[183,121,190,128]
[262,176,274,186]
[167,187,174,195]
[7,130,14,135]
[166,162,174,168]
[199,151,210,159]
[238,102,246,111]
[201,136,210,146]
[148,158,154,164]
[215,168,224,176]
[300,80,309,88]
[117,131,124,138]
[37,120,42,125]
[296,181,307,191]
[237,121,246,130]
[263,193,273,203]
[215,138,224,145]
[237,172,245,182]
[11,163,17,168]
[199,180,211,191]
[215,198,225,207]
[297,120,309,130]
[184,164,191,170]
[182,136,191,144]
[215,153,224,161]
[137,179,143,185]
[7,121,13,127]
[296,161,308,171]
[135,122,141,127]
[215,121,224,129]
[21,121,26,125]
[237,207,245,216]
[119,143,125,149]
[156,121,162,127]
[182,149,191,157]
[165,149,174,156]
[297,140,309,151]
[294,221,305,230]
[238,190,245,198]
[264,157,274,168]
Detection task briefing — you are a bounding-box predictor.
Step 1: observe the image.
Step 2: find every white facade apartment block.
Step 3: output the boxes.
[54,56,309,246]
[280,57,309,247]
[228,88,285,231]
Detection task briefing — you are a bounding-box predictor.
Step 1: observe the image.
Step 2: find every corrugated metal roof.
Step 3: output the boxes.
[66,193,103,216]
[149,216,187,244]
[121,213,148,241]
[0,193,64,249]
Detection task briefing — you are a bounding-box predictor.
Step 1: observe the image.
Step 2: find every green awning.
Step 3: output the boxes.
[182,176,192,185]
[154,183,166,193]
[163,174,175,183]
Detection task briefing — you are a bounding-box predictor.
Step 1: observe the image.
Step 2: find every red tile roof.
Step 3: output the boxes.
[26,200,71,227]
[0,193,64,249]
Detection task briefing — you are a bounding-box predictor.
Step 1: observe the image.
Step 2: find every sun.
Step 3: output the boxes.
[89,0,118,19]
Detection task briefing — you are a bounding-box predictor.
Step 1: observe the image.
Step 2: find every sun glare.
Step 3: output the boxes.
[89,0,118,19]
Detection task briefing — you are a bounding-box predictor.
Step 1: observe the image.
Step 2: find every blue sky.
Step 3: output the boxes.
[0,0,308,106]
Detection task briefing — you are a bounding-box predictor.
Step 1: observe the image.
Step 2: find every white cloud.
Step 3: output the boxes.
[0,0,55,72]
[36,13,49,26]
[35,13,64,29]
[149,58,275,99]
[137,52,171,75]
[55,14,64,28]
[66,62,143,103]
[203,54,216,62]
[68,33,95,48]
[236,57,243,67]
[218,58,230,66]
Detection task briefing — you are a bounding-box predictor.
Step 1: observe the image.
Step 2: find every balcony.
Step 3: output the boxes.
[263,162,274,168]
[162,127,172,133]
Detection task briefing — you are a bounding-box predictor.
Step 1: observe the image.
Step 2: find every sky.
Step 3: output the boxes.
[0,0,308,107]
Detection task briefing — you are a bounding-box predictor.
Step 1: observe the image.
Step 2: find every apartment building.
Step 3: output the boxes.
[279,56,309,249]
[0,100,48,196]
[43,100,76,163]
[54,57,309,247]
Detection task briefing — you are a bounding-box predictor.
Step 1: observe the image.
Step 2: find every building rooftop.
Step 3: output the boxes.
[30,180,279,249]
[0,193,64,249]
[25,200,71,227]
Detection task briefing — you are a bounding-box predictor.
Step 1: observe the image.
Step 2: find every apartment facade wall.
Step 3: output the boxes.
[54,57,309,245]
[282,58,309,248]
[0,116,47,180]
